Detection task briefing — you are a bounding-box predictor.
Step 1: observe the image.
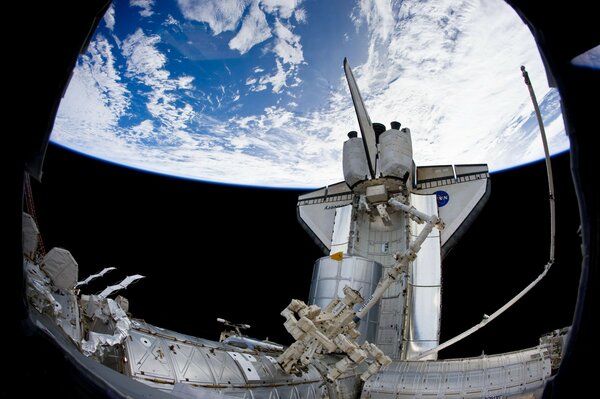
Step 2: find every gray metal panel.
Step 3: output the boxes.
[344,58,377,178]
[169,341,219,384]
[308,256,382,343]
[331,205,353,255]
[410,236,441,287]
[42,247,78,291]
[343,138,370,187]
[22,212,40,258]
[351,209,407,269]
[125,322,328,394]
[314,279,338,299]
[374,291,405,358]
[133,319,220,349]
[455,163,489,177]
[378,129,412,180]
[333,374,365,399]
[362,346,553,398]
[416,165,455,184]
[405,194,441,360]
[27,310,177,399]
[52,290,82,342]
[348,207,408,359]
[228,352,260,381]
[170,380,329,399]
[405,286,441,356]
[127,330,178,382]
[127,329,249,386]
[298,181,351,201]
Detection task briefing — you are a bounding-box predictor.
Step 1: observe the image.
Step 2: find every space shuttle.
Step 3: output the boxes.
[296,58,491,361]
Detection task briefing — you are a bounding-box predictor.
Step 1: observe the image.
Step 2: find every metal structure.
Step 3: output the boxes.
[362,331,565,399]
[308,256,382,343]
[20,58,569,399]
[292,59,490,371]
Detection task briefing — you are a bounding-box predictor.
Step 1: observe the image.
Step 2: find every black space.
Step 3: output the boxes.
[30,143,581,359]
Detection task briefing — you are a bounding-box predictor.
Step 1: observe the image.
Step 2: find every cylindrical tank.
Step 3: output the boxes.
[308,256,382,343]
[378,127,413,180]
[343,137,369,188]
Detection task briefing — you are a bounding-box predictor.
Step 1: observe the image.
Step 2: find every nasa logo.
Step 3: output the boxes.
[435,190,450,207]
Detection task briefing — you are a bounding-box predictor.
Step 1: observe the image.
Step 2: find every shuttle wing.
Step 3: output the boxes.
[413,163,490,258]
[297,181,354,253]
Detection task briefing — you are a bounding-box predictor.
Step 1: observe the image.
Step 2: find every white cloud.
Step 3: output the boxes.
[250,84,268,92]
[121,29,167,86]
[294,8,307,23]
[177,0,251,35]
[131,119,154,139]
[104,4,115,31]
[247,59,295,93]
[130,0,155,18]
[122,29,195,133]
[347,0,568,172]
[258,59,288,93]
[229,0,272,54]
[177,75,195,89]
[262,0,303,19]
[355,0,394,42]
[54,35,129,136]
[163,15,180,27]
[272,19,304,65]
[177,0,305,95]
[242,18,305,94]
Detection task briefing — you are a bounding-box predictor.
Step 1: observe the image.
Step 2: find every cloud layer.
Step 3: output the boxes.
[52,0,568,188]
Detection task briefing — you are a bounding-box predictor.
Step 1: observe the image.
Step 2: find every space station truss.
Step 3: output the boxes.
[362,345,555,398]
[123,320,362,399]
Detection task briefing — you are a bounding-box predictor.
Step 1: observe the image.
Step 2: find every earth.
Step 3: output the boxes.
[51,0,567,188]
